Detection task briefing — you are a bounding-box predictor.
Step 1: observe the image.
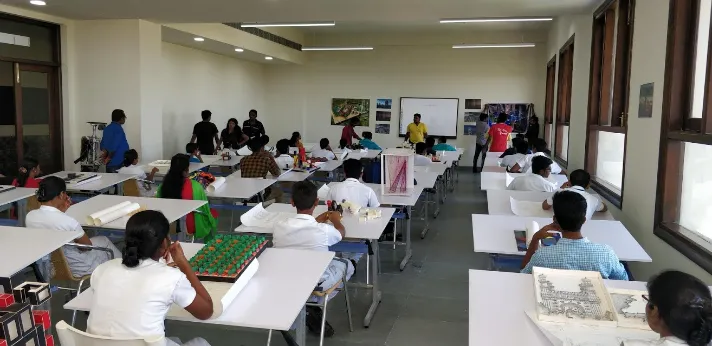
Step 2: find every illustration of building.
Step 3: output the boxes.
[537,274,614,321]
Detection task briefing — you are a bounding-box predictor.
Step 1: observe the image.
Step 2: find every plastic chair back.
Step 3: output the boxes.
[56,320,165,346]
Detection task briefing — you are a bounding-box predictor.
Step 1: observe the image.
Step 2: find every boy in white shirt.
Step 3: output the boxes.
[507,155,557,192]
[500,139,529,172]
[274,139,295,169]
[273,181,354,337]
[311,138,337,160]
[117,149,160,197]
[512,139,563,174]
[542,169,607,220]
[327,159,380,208]
[414,142,433,166]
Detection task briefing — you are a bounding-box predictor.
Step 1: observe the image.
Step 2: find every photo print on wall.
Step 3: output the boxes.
[464,112,481,123]
[376,111,392,122]
[377,98,392,109]
[375,124,391,134]
[331,98,370,126]
[465,99,482,110]
[464,125,477,136]
[638,83,654,118]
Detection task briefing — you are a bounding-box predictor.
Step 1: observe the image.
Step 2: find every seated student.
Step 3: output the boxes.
[311,138,337,160]
[498,137,525,158]
[542,169,607,220]
[240,136,283,202]
[186,143,203,163]
[289,131,302,148]
[500,139,529,172]
[118,149,160,197]
[432,136,457,152]
[359,131,382,150]
[521,191,628,280]
[623,270,712,346]
[512,138,562,174]
[13,158,41,188]
[273,181,354,336]
[425,137,437,156]
[327,159,380,208]
[26,177,121,277]
[338,138,350,150]
[414,142,433,166]
[157,154,217,240]
[87,210,213,346]
[507,156,557,192]
[274,139,295,169]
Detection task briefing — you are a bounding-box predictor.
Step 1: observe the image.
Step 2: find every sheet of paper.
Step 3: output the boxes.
[317,184,330,201]
[340,150,349,161]
[525,311,658,346]
[88,201,133,225]
[207,177,226,193]
[505,172,514,187]
[237,146,252,156]
[94,202,141,226]
[239,203,292,228]
[510,197,553,218]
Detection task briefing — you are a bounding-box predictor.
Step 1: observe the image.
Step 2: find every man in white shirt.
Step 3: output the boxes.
[311,138,337,160]
[512,138,563,174]
[414,142,433,166]
[273,181,354,337]
[327,159,380,208]
[542,169,607,220]
[507,155,557,192]
[500,139,529,172]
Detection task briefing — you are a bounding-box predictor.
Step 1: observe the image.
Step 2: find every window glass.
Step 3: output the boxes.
[595,131,625,190]
[679,142,712,240]
[692,0,712,119]
[0,18,56,63]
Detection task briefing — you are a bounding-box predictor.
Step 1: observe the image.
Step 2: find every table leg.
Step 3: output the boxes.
[433,179,441,218]
[399,206,412,271]
[117,183,124,196]
[17,199,27,227]
[179,216,188,242]
[364,238,382,327]
[420,192,430,239]
[440,177,447,203]
[295,306,306,346]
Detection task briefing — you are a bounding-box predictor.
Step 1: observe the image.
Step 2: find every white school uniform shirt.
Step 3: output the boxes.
[414,154,432,166]
[500,153,527,170]
[327,178,380,208]
[311,149,336,160]
[272,214,342,252]
[117,165,154,197]
[274,154,294,169]
[507,174,557,192]
[87,258,196,340]
[621,337,687,346]
[546,185,605,220]
[25,206,90,272]
[522,152,563,174]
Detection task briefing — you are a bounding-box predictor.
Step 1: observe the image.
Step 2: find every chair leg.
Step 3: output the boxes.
[343,283,353,332]
[71,278,87,327]
[393,219,397,250]
[266,330,272,346]
[366,253,370,285]
[319,298,329,346]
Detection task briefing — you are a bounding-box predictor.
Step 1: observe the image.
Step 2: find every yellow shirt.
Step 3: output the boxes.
[407,122,428,143]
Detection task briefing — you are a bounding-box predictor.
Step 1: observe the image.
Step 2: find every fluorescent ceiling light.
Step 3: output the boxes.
[194,37,204,42]
[453,43,536,49]
[240,22,335,28]
[440,17,552,24]
[265,56,273,60]
[234,48,244,52]
[29,0,46,5]
[301,47,374,51]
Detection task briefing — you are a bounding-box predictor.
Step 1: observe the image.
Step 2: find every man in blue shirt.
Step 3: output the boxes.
[100,109,129,173]
[520,190,628,280]
[359,131,381,150]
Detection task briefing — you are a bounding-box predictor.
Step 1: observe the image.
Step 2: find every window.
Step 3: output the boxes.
[584,0,635,208]
[544,56,557,148]
[656,0,712,273]
[555,37,574,164]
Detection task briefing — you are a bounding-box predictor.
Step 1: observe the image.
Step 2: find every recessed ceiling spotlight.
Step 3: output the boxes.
[440,17,552,24]
[241,21,335,28]
[29,0,46,5]
[235,48,244,52]
[265,56,273,60]
[194,37,205,42]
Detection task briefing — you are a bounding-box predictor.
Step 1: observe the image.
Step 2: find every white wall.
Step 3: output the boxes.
[264,45,547,164]
[161,42,266,157]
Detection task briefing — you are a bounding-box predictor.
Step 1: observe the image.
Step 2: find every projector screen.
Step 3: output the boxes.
[399,98,459,138]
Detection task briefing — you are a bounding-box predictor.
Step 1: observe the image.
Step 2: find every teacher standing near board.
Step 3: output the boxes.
[406,113,428,143]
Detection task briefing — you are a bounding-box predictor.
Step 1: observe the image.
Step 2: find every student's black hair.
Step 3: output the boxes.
[291,181,318,211]
[425,137,435,148]
[479,113,488,121]
[111,109,126,122]
[415,142,427,155]
[339,139,348,149]
[438,136,447,143]
[497,113,507,123]
[319,138,330,149]
[122,210,171,268]
[343,159,363,179]
[36,176,66,203]
[362,131,373,139]
[16,157,39,188]
[201,110,212,121]
[290,132,301,144]
[186,143,199,154]
[414,113,421,120]
[515,139,529,154]
[225,118,238,131]
[249,109,257,117]
[647,270,712,346]
[532,138,551,155]
[569,169,592,188]
[160,154,189,200]
[276,139,290,156]
[511,137,524,148]
[123,149,138,167]
[247,134,267,152]
[552,191,587,232]
[531,155,553,175]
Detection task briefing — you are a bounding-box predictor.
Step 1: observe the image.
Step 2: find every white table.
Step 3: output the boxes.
[0,186,36,226]
[65,245,334,346]
[482,166,506,173]
[207,176,276,200]
[51,171,137,195]
[469,270,648,346]
[0,226,82,277]
[317,160,343,172]
[201,154,244,170]
[486,190,615,220]
[148,162,212,176]
[483,155,502,168]
[335,150,382,160]
[413,171,440,237]
[414,163,447,176]
[480,172,568,191]
[234,203,395,328]
[277,170,315,182]
[471,214,652,263]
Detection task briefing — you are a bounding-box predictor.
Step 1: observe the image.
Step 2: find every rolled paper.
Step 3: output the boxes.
[207,177,226,193]
[94,202,141,226]
[525,221,540,247]
[87,201,133,225]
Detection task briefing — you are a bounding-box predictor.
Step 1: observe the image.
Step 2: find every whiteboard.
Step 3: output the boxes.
[399,98,459,138]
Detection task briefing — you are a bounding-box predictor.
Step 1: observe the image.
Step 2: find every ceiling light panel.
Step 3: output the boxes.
[301,47,374,51]
[453,43,536,49]
[240,22,335,28]
[440,17,552,24]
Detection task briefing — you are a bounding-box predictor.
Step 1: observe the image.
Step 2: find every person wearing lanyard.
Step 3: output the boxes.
[101,109,130,173]
[405,113,428,144]
[218,118,248,149]
[243,109,266,139]
[340,117,361,146]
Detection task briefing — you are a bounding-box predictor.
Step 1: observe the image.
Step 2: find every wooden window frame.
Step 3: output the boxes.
[584,0,635,208]
[554,36,574,166]
[656,0,712,273]
[544,55,557,146]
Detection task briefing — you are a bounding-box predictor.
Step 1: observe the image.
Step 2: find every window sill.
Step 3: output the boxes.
[590,178,622,209]
[655,223,712,275]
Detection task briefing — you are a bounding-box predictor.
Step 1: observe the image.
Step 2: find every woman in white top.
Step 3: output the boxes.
[26,177,121,277]
[118,149,160,197]
[87,210,213,346]
[622,270,712,346]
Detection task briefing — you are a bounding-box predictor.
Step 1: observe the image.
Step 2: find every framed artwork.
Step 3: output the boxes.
[376,111,391,121]
[375,124,390,134]
[638,83,654,118]
[465,99,482,110]
[376,98,392,109]
[331,98,370,126]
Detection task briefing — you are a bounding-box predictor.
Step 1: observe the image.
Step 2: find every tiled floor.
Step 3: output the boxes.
[49,168,490,345]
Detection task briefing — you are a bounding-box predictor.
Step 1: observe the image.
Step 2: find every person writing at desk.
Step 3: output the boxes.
[101,109,129,173]
[405,113,428,144]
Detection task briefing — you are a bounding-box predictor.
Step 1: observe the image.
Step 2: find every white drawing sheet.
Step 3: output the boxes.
[505,172,515,187]
[239,203,292,228]
[511,197,553,218]
[206,177,226,192]
[608,288,651,330]
[87,201,141,226]
[237,147,252,156]
[149,160,171,167]
[317,185,330,201]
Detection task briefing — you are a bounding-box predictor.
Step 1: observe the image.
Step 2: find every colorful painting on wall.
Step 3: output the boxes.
[331,98,371,126]
[375,124,391,134]
[638,83,654,118]
[377,98,392,109]
[464,125,477,136]
[483,103,534,133]
[465,99,482,110]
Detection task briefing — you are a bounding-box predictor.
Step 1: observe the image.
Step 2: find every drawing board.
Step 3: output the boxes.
[608,288,650,330]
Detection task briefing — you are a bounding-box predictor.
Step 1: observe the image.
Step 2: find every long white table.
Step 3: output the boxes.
[480,172,568,191]
[0,226,82,277]
[469,270,649,346]
[482,166,506,173]
[335,149,381,160]
[207,176,276,200]
[65,245,334,346]
[483,155,502,168]
[0,186,36,226]
[51,171,137,195]
[148,162,212,176]
[200,154,244,171]
[471,214,652,263]
[486,190,615,220]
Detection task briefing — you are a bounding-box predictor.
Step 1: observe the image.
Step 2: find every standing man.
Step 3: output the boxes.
[191,110,220,155]
[488,112,513,153]
[243,109,266,139]
[341,117,361,146]
[101,109,129,173]
[473,113,490,173]
[405,113,428,144]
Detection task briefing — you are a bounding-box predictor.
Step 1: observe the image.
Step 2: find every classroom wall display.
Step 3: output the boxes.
[376,111,391,122]
[463,125,477,135]
[483,103,534,133]
[375,124,390,134]
[465,99,482,110]
[381,149,414,195]
[464,112,481,123]
[331,98,370,126]
[376,98,392,109]
[638,83,654,118]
